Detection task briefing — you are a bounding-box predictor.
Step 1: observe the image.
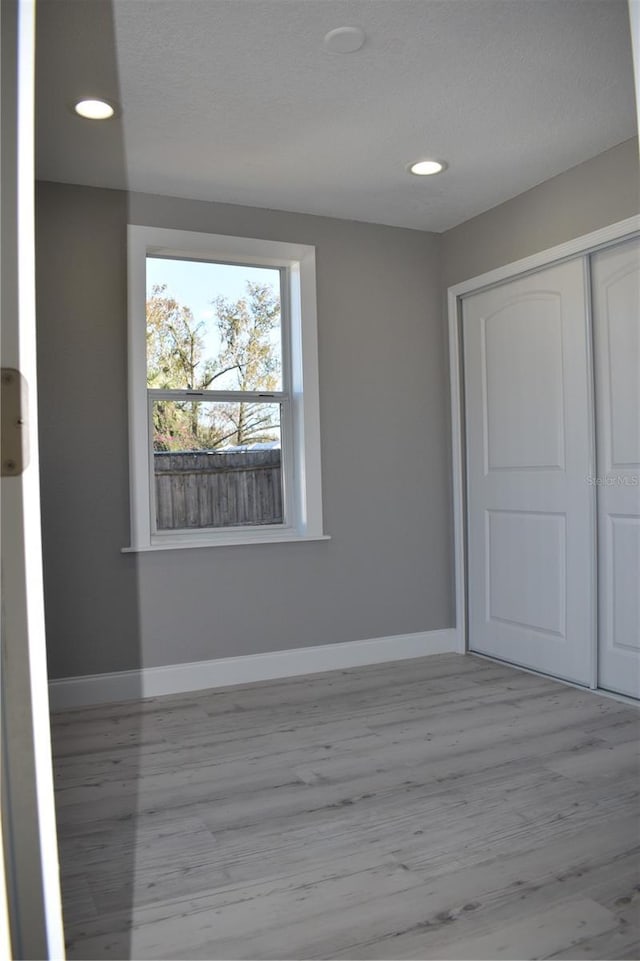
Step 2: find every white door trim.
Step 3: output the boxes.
[1,0,65,955]
[448,215,640,672]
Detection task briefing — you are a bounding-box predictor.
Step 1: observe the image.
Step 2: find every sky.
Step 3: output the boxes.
[146,256,281,368]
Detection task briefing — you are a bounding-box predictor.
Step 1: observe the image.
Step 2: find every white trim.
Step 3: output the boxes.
[127,225,324,551]
[448,216,640,676]
[448,215,640,300]
[13,1,66,956]
[581,257,599,690]
[447,289,467,656]
[122,532,330,552]
[48,629,458,710]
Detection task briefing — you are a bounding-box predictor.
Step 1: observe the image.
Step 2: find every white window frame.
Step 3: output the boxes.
[125,225,327,551]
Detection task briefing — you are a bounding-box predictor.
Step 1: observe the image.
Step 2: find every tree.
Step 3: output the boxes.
[146,281,281,451]
[146,284,207,446]
[210,281,281,446]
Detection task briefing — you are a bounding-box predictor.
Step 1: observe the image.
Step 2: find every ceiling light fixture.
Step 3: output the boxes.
[323,26,366,54]
[409,159,447,176]
[74,98,116,120]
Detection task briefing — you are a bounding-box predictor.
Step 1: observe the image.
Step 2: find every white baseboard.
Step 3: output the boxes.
[48,628,459,711]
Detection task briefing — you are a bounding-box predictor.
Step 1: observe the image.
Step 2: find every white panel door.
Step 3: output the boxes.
[592,238,640,699]
[463,258,595,685]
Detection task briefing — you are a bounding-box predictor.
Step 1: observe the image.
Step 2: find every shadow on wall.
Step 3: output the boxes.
[36,1,141,957]
[35,0,456,952]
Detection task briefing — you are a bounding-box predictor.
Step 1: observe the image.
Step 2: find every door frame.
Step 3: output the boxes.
[447,214,640,689]
[1,0,66,955]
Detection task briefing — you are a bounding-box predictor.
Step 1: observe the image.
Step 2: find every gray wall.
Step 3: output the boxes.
[442,138,639,287]
[36,182,451,679]
[37,140,638,680]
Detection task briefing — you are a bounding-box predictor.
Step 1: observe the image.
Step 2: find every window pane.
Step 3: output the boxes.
[146,258,282,391]
[152,400,283,530]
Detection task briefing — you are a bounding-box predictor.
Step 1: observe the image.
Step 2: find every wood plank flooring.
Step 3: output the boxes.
[50,653,640,960]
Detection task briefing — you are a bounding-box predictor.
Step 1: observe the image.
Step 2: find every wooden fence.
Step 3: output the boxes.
[154,449,283,530]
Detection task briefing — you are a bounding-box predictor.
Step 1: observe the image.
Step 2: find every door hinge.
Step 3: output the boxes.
[1,368,29,476]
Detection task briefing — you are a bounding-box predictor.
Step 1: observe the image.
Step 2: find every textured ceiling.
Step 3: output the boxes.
[36,0,637,232]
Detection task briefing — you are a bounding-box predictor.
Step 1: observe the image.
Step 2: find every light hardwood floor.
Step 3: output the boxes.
[51,653,640,960]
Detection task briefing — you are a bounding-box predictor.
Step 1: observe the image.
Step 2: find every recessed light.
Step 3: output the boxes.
[74,98,115,120]
[409,159,447,176]
[323,26,366,54]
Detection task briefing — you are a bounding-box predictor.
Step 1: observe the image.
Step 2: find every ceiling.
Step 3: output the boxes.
[36,0,637,232]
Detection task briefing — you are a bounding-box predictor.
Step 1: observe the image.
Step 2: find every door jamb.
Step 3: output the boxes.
[447,214,640,687]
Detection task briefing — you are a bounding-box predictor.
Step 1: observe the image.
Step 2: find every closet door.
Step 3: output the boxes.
[592,238,640,699]
[463,258,595,685]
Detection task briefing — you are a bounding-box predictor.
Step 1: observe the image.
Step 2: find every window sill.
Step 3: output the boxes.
[122,531,331,552]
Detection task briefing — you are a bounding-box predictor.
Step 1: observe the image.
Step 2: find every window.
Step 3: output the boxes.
[126,226,326,550]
